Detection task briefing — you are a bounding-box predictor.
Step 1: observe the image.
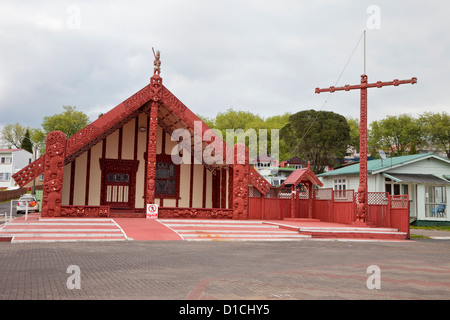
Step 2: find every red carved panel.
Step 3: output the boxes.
[232,144,249,220]
[158,207,233,219]
[12,155,46,188]
[145,102,159,205]
[65,85,153,163]
[61,205,110,218]
[41,131,66,217]
[248,166,271,196]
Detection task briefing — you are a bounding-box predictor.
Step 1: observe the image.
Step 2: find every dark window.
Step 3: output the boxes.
[155,160,179,198]
[107,173,129,183]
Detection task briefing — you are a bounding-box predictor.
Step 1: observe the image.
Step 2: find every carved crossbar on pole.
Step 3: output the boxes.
[315,74,417,224]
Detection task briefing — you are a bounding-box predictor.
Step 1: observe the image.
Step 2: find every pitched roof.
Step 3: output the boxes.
[12,72,271,195]
[281,168,323,187]
[318,153,450,177]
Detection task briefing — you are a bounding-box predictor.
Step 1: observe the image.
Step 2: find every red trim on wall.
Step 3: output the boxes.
[69,160,76,206]
[161,129,166,155]
[134,117,139,161]
[102,138,106,160]
[189,154,194,208]
[85,149,91,206]
[221,168,227,208]
[118,127,123,160]
[228,167,233,210]
[202,166,207,208]
[212,170,219,208]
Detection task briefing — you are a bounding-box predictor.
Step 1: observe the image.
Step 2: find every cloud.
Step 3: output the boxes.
[0,0,449,131]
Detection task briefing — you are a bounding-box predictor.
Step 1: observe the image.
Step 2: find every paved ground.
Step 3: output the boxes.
[0,238,449,302]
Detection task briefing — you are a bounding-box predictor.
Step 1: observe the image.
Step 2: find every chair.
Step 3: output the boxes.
[431,204,446,217]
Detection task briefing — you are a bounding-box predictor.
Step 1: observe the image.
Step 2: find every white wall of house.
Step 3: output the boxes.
[319,156,450,222]
[0,149,33,189]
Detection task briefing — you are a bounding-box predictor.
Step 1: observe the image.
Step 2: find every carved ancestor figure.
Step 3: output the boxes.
[356,186,366,222]
[41,179,62,217]
[45,142,65,181]
[41,131,66,217]
[153,48,161,75]
[232,164,248,220]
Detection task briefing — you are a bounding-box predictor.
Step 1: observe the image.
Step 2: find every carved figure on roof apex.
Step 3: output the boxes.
[153,48,161,75]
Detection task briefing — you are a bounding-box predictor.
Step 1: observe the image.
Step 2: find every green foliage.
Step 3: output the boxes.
[280,110,350,174]
[202,108,291,160]
[29,128,46,155]
[41,106,90,138]
[20,129,33,154]
[346,116,360,153]
[1,123,27,148]
[418,112,450,158]
[369,114,420,157]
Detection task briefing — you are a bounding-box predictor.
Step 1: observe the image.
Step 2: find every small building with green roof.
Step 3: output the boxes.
[318,153,450,225]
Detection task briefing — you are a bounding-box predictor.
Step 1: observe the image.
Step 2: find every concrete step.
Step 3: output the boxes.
[298,227,408,240]
[0,216,127,243]
[159,219,311,241]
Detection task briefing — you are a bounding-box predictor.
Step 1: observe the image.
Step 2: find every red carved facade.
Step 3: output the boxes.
[12,53,272,220]
[41,131,66,217]
[61,205,110,217]
[232,144,249,220]
[158,207,233,219]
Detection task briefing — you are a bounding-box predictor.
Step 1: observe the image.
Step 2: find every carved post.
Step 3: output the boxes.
[145,101,159,206]
[308,182,313,219]
[145,66,163,207]
[232,144,249,220]
[41,131,66,217]
[290,185,296,219]
[358,75,368,222]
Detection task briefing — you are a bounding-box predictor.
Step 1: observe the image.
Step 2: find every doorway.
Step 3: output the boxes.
[100,159,139,211]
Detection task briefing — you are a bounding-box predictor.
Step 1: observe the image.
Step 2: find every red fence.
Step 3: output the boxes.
[248,186,409,235]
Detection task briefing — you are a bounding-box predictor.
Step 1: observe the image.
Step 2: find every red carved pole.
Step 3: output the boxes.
[145,101,159,206]
[145,51,163,207]
[232,144,249,220]
[41,131,66,217]
[290,185,296,218]
[316,75,417,224]
[358,75,368,222]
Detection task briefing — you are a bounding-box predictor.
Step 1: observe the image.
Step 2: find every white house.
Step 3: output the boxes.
[318,153,450,224]
[0,149,33,189]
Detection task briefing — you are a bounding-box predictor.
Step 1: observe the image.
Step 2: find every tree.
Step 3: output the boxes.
[368,114,420,157]
[346,116,360,154]
[20,129,33,154]
[280,110,350,174]
[418,111,450,158]
[1,123,27,148]
[41,106,90,138]
[30,128,47,155]
[197,109,292,161]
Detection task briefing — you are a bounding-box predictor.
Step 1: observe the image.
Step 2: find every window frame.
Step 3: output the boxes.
[333,177,347,191]
[155,154,180,199]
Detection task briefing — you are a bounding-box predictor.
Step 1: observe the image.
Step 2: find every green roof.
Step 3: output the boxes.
[318,153,443,177]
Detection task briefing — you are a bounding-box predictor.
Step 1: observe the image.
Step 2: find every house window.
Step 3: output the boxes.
[334,178,347,191]
[155,156,180,198]
[0,157,12,164]
[385,178,401,195]
[425,185,447,218]
[0,173,11,181]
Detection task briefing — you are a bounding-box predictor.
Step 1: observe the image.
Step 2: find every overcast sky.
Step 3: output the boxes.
[0,0,449,132]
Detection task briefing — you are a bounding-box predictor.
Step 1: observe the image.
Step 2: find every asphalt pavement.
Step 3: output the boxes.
[0,238,449,302]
